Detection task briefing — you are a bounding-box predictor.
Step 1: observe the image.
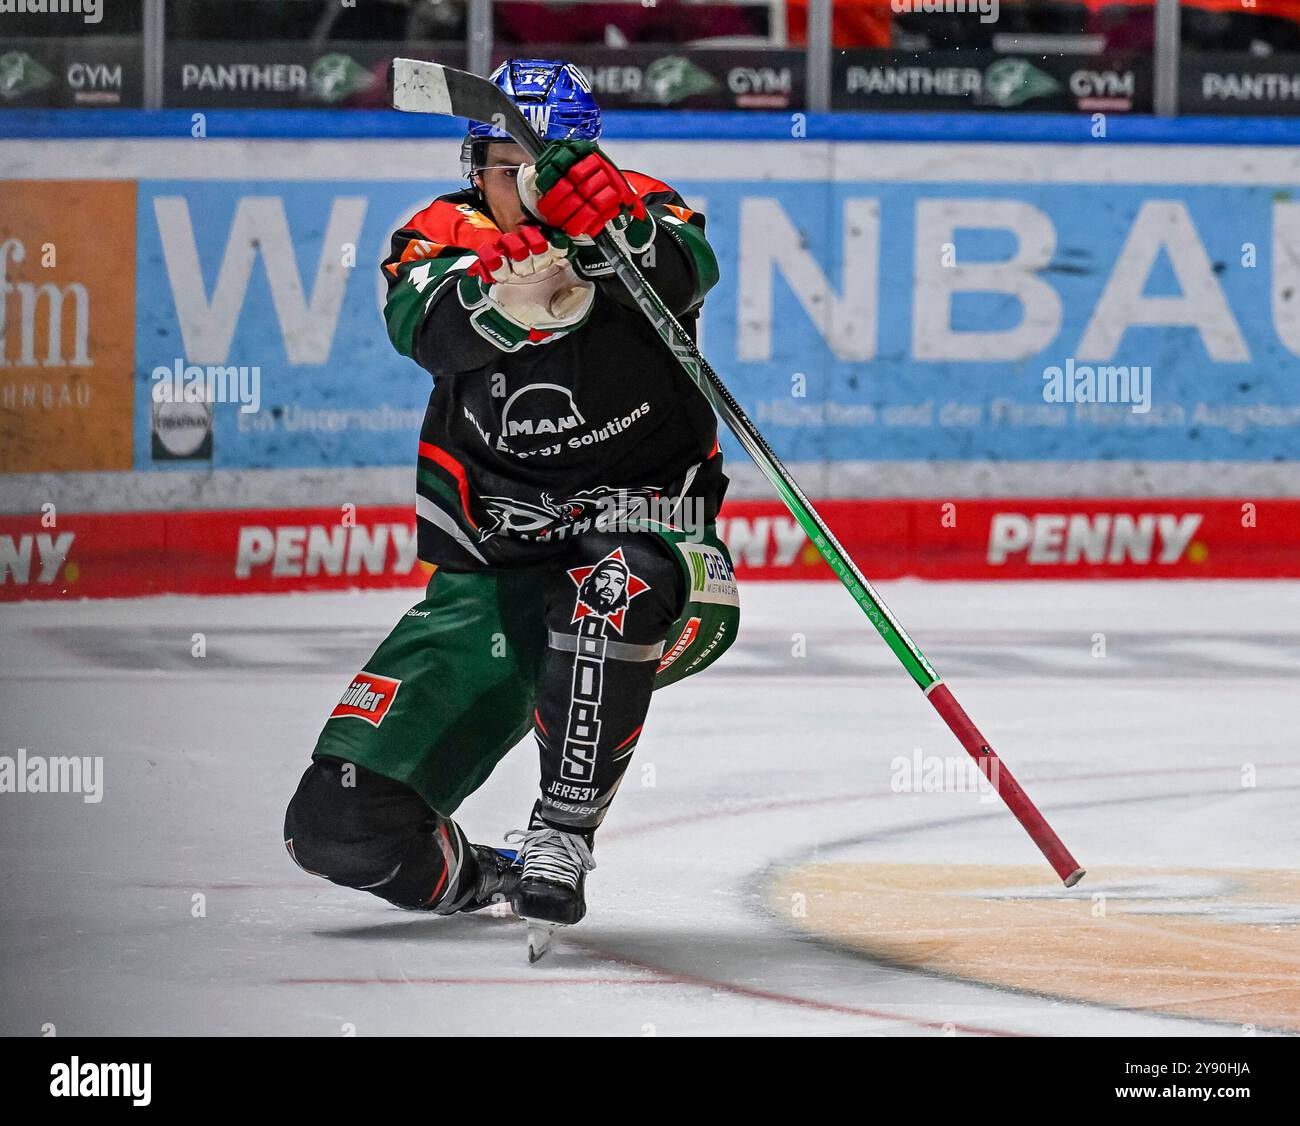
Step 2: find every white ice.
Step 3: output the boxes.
[1,580,1297,1036]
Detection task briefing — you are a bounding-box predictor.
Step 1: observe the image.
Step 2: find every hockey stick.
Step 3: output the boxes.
[389,59,1085,887]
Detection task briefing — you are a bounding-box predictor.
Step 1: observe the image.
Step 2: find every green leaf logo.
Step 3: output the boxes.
[0,51,54,102]
[979,58,1059,108]
[689,550,707,592]
[309,53,374,104]
[642,56,718,106]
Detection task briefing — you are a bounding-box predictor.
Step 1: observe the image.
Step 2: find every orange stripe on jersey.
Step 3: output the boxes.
[399,238,446,263]
[403,198,502,252]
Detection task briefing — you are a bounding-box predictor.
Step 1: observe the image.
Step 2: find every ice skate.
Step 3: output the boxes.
[504,823,596,963]
[449,845,521,915]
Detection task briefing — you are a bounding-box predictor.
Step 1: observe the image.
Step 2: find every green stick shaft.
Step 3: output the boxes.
[599,242,939,690]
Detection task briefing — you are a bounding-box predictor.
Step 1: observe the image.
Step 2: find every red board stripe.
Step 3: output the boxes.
[1,498,1297,601]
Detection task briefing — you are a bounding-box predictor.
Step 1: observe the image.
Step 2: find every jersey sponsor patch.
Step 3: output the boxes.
[329,672,402,728]
[676,541,739,606]
[657,616,701,675]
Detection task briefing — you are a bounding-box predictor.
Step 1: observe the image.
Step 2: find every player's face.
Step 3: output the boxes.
[476,142,529,233]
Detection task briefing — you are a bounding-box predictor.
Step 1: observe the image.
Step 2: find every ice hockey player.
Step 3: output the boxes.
[283,58,740,960]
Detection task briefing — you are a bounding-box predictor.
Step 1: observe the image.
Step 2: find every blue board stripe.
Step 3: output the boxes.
[3,108,1300,144]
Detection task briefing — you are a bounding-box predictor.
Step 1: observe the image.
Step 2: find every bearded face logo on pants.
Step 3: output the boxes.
[559,548,651,783]
[569,547,649,633]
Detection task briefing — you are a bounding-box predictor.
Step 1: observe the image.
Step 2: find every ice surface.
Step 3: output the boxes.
[1,580,1297,1036]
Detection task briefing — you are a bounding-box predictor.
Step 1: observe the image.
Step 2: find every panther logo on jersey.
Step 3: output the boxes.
[479,485,662,542]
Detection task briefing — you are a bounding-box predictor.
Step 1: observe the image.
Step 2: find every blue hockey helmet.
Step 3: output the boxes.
[462,59,601,178]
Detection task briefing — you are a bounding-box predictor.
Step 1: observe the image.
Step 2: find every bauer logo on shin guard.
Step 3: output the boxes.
[329,672,402,728]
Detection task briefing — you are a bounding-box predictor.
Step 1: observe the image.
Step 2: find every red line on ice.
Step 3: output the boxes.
[568,937,1020,1037]
[276,976,683,987]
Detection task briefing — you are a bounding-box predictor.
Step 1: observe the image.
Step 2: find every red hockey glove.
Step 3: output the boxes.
[518,140,645,240]
[468,225,570,283]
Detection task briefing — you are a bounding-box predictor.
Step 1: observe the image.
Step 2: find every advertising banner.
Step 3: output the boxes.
[3,134,1299,599]
[834,50,1153,113]
[1180,52,1300,115]
[0,505,423,599]
[124,153,1300,474]
[164,41,466,109]
[3,497,1296,601]
[0,179,136,472]
[712,498,1300,580]
[0,35,140,107]
[494,46,807,110]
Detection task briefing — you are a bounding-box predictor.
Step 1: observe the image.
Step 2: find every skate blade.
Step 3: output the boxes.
[525,920,559,964]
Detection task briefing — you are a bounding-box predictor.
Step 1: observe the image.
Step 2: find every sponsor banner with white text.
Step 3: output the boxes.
[716,499,1300,580]
[163,42,465,109]
[0,36,140,107]
[2,140,1299,499]
[834,50,1153,113]
[3,499,1297,600]
[6,141,1297,486]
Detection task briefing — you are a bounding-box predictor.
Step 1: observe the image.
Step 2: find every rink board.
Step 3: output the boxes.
[3,122,1299,599]
[1,132,1299,494]
[2,496,1297,599]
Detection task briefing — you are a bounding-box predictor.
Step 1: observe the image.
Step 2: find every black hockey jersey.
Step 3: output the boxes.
[381,172,726,570]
